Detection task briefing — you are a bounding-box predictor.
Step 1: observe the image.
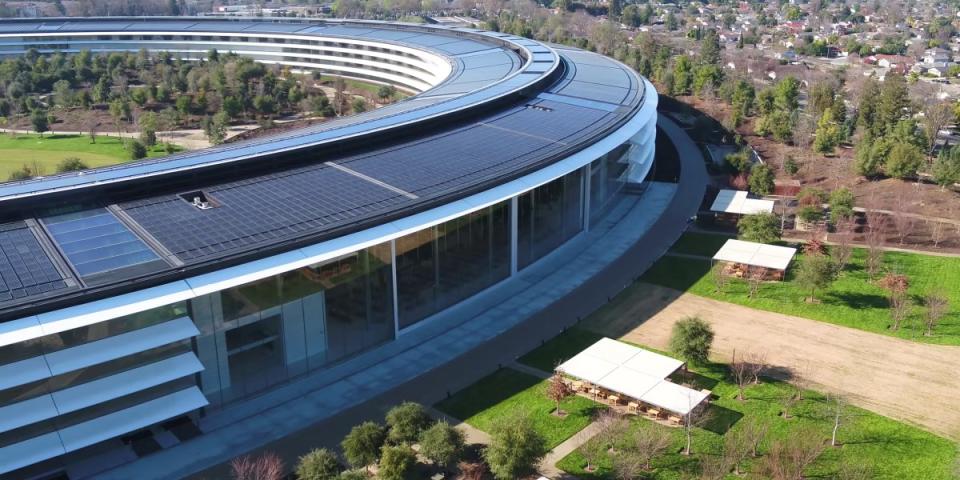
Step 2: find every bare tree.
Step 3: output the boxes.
[922,102,954,158]
[747,267,766,299]
[827,393,853,447]
[722,426,752,475]
[759,428,826,480]
[595,409,630,454]
[790,360,813,401]
[864,205,887,279]
[924,290,949,337]
[741,416,770,458]
[580,435,606,473]
[712,263,730,294]
[457,461,487,480]
[682,400,711,456]
[731,349,751,401]
[611,451,644,480]
[879,273,911,331]
[547,373,573,416]
[831,219,854,273]
[699,454,732,480]
[627,424,673,470]
[230,452,285,480]
[891,194,916,246]
[746,351,768,384]
[929,220,946,248]
[780,388,800,419]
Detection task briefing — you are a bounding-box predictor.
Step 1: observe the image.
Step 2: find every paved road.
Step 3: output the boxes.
[583,283,960,441]
[182,114,707,479]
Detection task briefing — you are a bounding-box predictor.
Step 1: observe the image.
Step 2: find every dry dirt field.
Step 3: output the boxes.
[583,283,960,441]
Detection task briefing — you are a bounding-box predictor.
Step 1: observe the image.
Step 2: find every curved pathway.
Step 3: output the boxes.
[583,283,960,441]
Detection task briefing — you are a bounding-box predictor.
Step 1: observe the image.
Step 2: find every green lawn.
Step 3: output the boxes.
[667,231,734,257]
[434,368,602,449]
[0,134,179,180]
[516,333,958,479]
[643,237,960,345]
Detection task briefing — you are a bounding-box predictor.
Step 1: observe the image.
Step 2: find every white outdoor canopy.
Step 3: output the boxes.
[710,189,774,215]
[712,239,797,271]
[556,338,709,416]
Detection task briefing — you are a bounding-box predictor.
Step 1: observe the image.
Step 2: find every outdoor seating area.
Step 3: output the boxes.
[556,338,711,425]
[712,239,797,281]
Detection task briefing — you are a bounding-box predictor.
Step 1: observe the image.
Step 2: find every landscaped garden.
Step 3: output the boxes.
[520,329,958,480]
[434,367,602,449]
[644,232,960,345]
[0,133,180,180]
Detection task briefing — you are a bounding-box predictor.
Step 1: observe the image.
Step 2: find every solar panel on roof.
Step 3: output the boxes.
[43,209,160,278]
[0,222,67,302]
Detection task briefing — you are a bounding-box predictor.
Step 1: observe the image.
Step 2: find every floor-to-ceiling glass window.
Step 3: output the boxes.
[192,242,394,407]
[395,201,510,330]
[589,142,630,226]
[517,170,583,270]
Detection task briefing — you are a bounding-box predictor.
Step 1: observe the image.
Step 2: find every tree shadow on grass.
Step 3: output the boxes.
[821,291,887,310]
[701,405,743,435]
[434,368,541,420]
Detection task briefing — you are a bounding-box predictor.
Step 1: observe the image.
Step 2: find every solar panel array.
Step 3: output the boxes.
[0,222,67,302]
[121,165,412,261]
[43,209,161,278]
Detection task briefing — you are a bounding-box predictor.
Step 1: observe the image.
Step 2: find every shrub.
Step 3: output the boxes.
[748,163,775,196]
[385,402,432,444]
[483,414,547,480]
[669,316,714,366]
[418,421,465,470]
[796,205,824,223]
[127,139,148,160]
[295,448,341,480]
[57,157,89,173]
[340,421,386,469]
[738,212,781,244]
[378,445,416,480]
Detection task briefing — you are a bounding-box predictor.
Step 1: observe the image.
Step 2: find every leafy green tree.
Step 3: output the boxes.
[932,146,960,189]
[857,78,880,138]
[127,139,147,160]
[483,414,547,480]
[665,11,678,31]
[783,155,799,176]
[385,402,432,444]
[755,109,793,142]
[418,421,465,471]
[669,316,715,366]
[341,422,386,470]
[773,76,801,112]
[738,212,781,244]
[699,28,721,65]
[884,142,923,179]
[876,74,911,136]
[377,85,397,102]
[672,55,693,96]
[139,111,158,147]
[725,149,752,173]
[378,445,416,480]
[30,109,48,137]
[57,157,88,173]
[828,188,855,224]
[296,448,342,480]
[795,253,835,302]
[175,95,192,115]
[814,109,841,154]
[748,164,775,196]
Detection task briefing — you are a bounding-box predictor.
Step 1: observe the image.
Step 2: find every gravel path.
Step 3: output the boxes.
[583,283,960,441]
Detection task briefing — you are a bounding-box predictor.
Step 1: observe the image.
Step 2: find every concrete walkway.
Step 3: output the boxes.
[92,115,707,480]
[540,422,605,479]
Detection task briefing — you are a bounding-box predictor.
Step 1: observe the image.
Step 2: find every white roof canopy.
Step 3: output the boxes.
[640,381,711,416]
[557,338,709,415]
[711,189,774,215]
[712,239,797,271]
